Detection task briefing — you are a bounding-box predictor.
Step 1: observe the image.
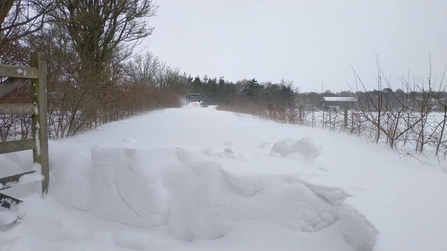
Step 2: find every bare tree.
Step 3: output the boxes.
[127,52,159,87]
[0,0,52,63]
[0,0,53,103]
[43,0,157,71]
[423,65,447,156]
[27,0,158,133]
[353,58,430,149]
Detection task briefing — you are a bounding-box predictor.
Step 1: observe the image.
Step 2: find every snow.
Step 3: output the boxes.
[270,137,322,159]
[1,104,447,250]
[0,208,18,227]
[34,121,40,156]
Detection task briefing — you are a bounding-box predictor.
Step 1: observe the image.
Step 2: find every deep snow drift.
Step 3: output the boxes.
[1,103,447,251]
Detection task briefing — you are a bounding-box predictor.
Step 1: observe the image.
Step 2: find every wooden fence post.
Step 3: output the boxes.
[344,106,348,129]
[30,52,50,194]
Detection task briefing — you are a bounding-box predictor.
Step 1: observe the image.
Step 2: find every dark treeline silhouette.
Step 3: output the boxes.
[186,77,295,108]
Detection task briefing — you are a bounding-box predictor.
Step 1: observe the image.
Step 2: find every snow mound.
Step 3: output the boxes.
[91,146,182,228]
[168,163,340,240]
[87,146,343,240]
[182,102,202,108]
[271,137,322,159]
[303,183,352,207]
[203,147,246,160]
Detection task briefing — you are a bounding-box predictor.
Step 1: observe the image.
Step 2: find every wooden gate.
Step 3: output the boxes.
[0,52,49,208]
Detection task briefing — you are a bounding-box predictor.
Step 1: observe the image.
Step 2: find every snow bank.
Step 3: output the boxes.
[87,146,344,240]
[271,137,322,160]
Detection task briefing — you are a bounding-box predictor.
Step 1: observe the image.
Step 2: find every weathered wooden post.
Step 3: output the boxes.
[344,105,348,129]
[30,52,50,194]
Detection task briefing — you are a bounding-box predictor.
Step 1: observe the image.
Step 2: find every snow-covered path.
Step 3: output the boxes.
[1,105,447,251]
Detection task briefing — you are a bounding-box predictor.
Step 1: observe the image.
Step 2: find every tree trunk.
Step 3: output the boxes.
[0,0,14,29]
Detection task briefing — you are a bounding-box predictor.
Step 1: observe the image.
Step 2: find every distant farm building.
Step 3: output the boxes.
[319,97,359,109]
[319,97,359,129]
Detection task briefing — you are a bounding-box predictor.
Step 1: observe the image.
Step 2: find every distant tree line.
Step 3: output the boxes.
[187,77,295,107]
[2,1,447,158]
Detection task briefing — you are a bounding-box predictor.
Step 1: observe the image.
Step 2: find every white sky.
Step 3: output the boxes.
[142,0,446,92]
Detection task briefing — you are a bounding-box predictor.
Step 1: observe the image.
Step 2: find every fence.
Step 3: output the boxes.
[0,52,49,203]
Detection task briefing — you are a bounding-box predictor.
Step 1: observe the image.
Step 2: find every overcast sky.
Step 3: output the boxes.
[141,0,446,92]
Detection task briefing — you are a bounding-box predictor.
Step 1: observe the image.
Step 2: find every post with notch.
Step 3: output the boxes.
[30,52,50,194]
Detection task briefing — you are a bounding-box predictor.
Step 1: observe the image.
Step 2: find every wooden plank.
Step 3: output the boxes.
[31,52,50,194]
[0,103,35,115]
[0,64,39,79]
[0,171,36,191]
[0,139,35,154]
[0,77,27,100]
[0,192,22,209]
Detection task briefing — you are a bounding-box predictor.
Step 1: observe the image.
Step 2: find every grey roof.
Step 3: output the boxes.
[322,97,358,102]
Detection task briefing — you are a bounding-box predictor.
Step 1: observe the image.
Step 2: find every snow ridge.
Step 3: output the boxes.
[87,146,347,240]
[340,202,378,251]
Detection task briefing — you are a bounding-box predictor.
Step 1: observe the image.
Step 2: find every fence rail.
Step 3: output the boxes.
[0,103,36,115]
[0,64,39,79]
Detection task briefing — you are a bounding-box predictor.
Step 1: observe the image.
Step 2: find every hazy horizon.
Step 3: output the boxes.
[139,0,446,92]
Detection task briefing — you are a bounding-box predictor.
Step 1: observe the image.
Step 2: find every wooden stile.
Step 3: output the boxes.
[0,52,50,203]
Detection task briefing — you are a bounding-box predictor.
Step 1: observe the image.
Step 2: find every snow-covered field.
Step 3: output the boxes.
[1,103,447,251]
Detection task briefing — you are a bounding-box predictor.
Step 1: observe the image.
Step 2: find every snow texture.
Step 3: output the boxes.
[340,201,378,251]
[271,137,322,159]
